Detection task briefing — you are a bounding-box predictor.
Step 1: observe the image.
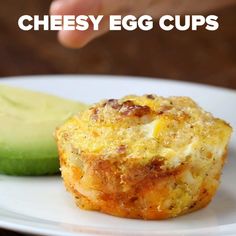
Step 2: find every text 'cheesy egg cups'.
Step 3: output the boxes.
[56,95,232,220]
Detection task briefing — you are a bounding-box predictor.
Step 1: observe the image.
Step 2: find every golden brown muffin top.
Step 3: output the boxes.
[58,95,232,169]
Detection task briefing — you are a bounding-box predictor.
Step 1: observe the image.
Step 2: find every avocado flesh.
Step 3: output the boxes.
[0,85,88,175]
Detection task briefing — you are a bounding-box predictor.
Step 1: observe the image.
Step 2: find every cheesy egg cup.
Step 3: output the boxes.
[56,95,232,219]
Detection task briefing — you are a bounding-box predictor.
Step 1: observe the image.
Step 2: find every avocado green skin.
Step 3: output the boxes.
[0,156,60,176]
[0,85,87,176]
[0,120,59,175]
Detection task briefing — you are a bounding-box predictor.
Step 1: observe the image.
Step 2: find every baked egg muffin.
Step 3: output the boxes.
[56,95,232,219]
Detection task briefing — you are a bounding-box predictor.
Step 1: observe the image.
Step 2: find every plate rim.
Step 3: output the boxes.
[0,74,235,94]
[1,209,236,236]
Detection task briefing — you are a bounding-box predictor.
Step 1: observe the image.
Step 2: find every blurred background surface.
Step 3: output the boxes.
[0,1,236,89]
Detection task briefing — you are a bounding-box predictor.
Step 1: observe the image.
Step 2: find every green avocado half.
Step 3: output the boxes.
[0,85,88,176]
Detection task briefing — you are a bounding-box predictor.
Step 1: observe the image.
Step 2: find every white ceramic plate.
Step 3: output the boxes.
[0,75,235,236]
